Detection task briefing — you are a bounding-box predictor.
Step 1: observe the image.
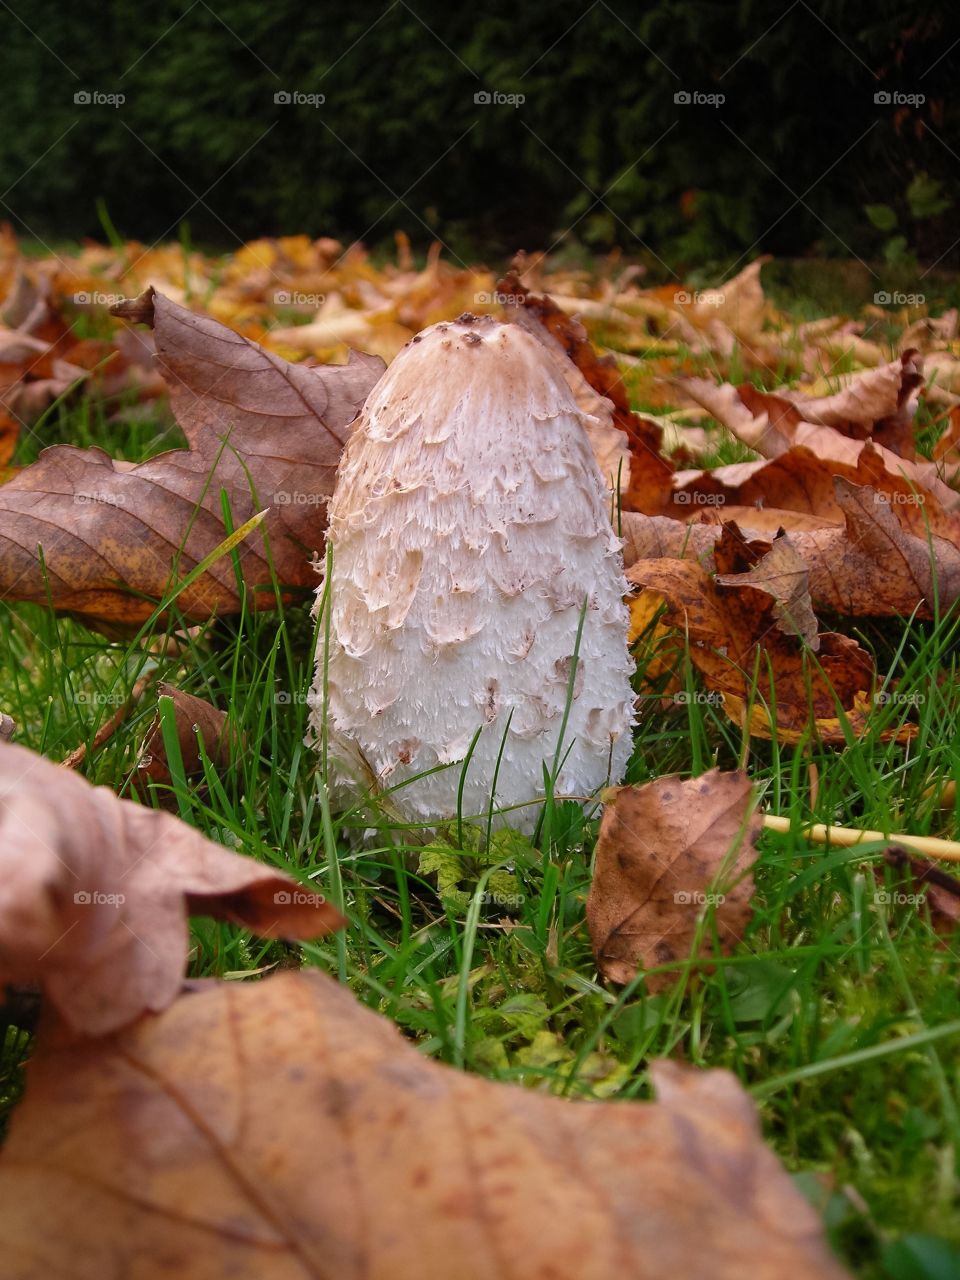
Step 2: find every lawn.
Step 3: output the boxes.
[2,253,960,1280]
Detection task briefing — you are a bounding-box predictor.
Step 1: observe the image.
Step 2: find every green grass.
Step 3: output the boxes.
[2,393,960,1280]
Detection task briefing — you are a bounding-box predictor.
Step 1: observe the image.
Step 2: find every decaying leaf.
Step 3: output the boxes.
[0,968,848,1280]
[626,550,908,743]
[136,682,234,800]
[586,770,763,988]
[677,368,959,510]
[0,741,342,1034]
[0,287,383,628]
[713,523,819,645]
[621,477,960,619]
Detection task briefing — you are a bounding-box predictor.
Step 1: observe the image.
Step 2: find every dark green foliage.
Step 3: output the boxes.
[0,1,958,266]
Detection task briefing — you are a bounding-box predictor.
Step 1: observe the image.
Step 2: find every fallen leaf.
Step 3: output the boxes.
[0,968,848,1279]
[626,551,906,743]
[0,740,342,1034]
[586,770,763,988]
[136,683,234,801]
[713,523,819,645]
[0,287,383,628]
[621,478,960,619]
[677,371,959,511]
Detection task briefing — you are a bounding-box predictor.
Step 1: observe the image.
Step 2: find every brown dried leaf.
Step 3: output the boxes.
[622,477,960,619]
[0,288,383,628]
[586,770,763,988]
[713,523,819,645]
[0,741,342,1034]
[677,369,958,510]
[0,968,847,1280]
[777,349,923,456]
[626,553,904,743]
[135,683,235,801]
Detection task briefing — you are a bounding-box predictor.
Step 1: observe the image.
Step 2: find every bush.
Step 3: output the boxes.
[0,0,956,268]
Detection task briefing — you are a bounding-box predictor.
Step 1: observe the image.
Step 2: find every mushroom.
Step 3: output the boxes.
[309,313,635,833]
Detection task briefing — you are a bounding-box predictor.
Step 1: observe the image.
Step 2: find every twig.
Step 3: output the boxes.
[763,814,960,863]
[60,671,157,770]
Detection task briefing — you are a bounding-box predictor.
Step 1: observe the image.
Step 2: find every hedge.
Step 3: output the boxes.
[0,0,956,268]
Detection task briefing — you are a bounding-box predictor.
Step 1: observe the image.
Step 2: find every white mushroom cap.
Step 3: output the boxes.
[310,314,635,833]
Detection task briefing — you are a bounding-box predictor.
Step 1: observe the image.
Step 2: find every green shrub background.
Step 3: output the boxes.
[0,1,955,267]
